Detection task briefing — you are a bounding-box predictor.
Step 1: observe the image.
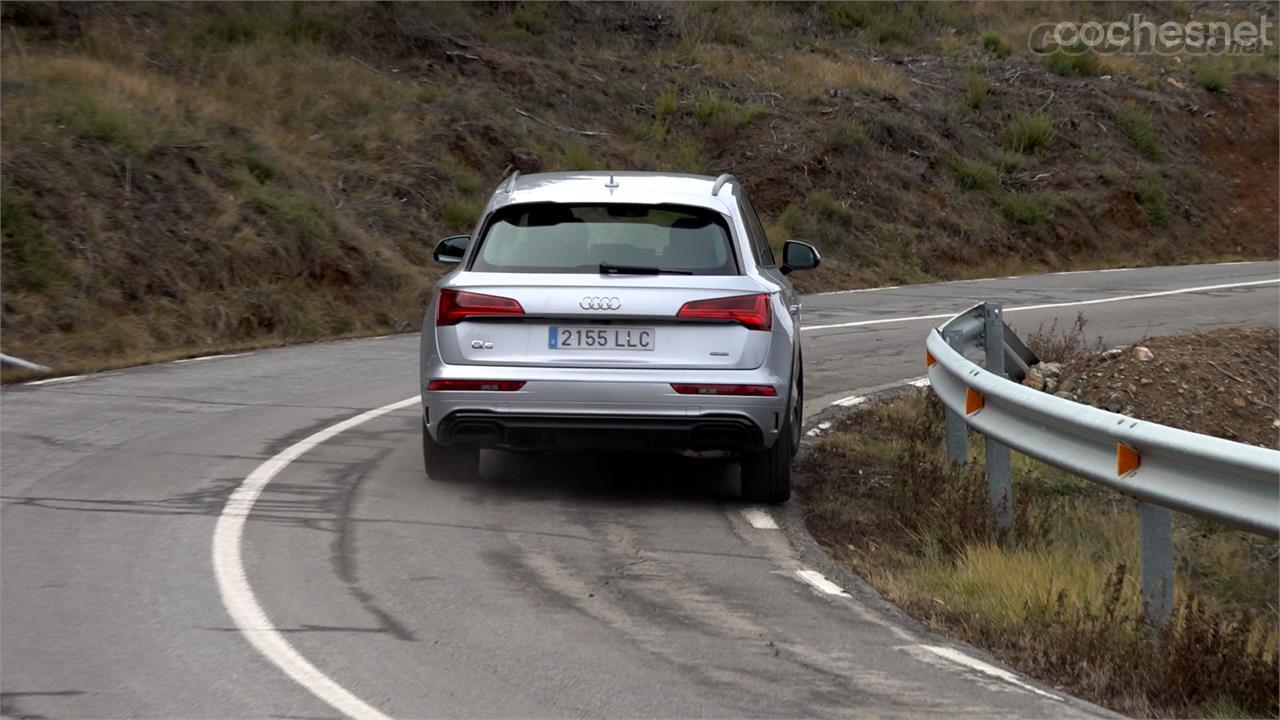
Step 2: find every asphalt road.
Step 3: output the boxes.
[2,261,1276,719]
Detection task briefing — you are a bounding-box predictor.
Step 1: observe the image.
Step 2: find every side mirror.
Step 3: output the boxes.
[781,240,821,275]
[433,235,470,264]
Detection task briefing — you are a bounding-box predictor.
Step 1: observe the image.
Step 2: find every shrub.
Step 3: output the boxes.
[1043,44,1101,77]
[1113,103,1162,161]
[244,154,279,183]
[1,187,69,292]
[561,139,601,170]
[693,93,732,123]
[981,31,1012,58]
[821,2,932,44]
[654,86,679,120]
[1196,63,1230,92]
[1135,170,1169,227]
[442,198,483,233]
[252,186,334,240]
[999,192,1056,226]
[963,72,989,109]
[830,120,869,151]
[996,150,1032,172]
[1004,113,1054,154]
[953,157,997,191]
[54,91,143,155]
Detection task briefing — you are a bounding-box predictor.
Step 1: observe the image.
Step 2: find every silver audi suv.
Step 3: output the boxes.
[419,171,820,503]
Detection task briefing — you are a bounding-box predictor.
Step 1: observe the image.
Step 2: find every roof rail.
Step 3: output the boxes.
[505,171,520,194]
[710,173,735,196]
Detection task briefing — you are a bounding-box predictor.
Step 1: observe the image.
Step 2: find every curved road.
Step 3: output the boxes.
[3,261,1276,719]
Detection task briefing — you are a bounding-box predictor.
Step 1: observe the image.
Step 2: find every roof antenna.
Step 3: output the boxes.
[505,170,520,193]
[605,172,619,189]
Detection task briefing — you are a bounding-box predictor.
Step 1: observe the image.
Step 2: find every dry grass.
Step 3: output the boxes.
[1,2,1275,375]
[801,390,1279,718]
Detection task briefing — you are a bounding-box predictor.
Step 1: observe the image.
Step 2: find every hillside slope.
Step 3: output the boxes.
[2,2,1276,374]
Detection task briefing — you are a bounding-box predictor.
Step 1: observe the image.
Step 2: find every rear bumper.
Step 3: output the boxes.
[437,411,763,451]
[421,361,787,451]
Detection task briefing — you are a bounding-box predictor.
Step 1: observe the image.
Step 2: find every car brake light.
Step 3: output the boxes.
[670,383,777,397]
[437,289,524,326]
[427,380,526,391]
[676,293,771,331]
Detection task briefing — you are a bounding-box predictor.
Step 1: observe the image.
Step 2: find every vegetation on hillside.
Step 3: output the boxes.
[801,387,1278,718]
[2,2,1276,374]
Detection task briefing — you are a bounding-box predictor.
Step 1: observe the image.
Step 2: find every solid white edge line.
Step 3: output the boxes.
[814,284,900,296]
[802,278,1279,332]
[22,374,89,386]
[172,352,250,364]
[919,645,1063,701]
[832,394,869,407]
[741,507,780,530]
[212,395,419,720]
[795,569,851,597]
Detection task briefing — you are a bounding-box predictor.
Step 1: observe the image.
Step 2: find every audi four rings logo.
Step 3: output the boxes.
[580,296,621,310]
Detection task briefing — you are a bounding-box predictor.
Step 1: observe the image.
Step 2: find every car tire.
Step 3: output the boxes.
[422,423,479,481]
[741,416,792,505]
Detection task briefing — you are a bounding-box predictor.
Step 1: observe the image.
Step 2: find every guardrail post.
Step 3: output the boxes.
[1140,502,1173,625]
[941,328,968,464]
[982,303,1013,535]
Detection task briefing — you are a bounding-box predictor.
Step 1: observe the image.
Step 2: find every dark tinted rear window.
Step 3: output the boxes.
[469,203,738,275]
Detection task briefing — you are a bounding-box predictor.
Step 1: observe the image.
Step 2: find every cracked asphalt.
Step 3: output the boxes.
[2,261,1275,718]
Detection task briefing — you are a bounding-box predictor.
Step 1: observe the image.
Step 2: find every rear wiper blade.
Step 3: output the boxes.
[599,262,693,276]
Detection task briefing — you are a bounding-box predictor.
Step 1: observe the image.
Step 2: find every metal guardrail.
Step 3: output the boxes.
[926,302,1280,622]
[0,353,50,372]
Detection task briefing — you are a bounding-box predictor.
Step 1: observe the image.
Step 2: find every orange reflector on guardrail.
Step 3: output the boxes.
[1117,442,1141,476]
[965,387,984,414]
[926,350,936,367]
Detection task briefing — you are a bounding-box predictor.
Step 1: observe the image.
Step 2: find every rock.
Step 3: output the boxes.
[1105,393,1127,412]
[509,148,542,173]
[1234,397,1247,409]
[1130,346,1155,362]
[1103,348,1124,360]
[1125,383,1137,395]
[1139,377,1152,385]
[1040,362,1062,377]
[1044,377,1059,393]
[1022,368,1046,391]
[1054,390,1074,400]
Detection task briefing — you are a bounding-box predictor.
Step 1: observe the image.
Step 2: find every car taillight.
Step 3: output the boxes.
[427,380,526,391]
[437,289,524,326]
[670,383,777,397]
[676,293,772,331]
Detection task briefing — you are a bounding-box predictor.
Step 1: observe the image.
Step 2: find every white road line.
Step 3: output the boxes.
[22,374,90,386]
[814,284,900,296]
[796,569,851,597]
[833,395,868,407]
[172,352,250,364]
[213,395,419,720]
[802,278,1279,332]
[919,645,1063,701]
[908,377,931,388]
[741,508,780,529]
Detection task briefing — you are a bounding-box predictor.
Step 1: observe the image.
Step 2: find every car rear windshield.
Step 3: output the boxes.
[468,203,738,275]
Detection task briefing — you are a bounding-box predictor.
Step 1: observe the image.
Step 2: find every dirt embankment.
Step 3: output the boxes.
[2,3,1276,375]
[1024,327,1278,448]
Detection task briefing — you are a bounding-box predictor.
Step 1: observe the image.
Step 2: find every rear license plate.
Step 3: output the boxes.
[549,327,655,351]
